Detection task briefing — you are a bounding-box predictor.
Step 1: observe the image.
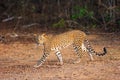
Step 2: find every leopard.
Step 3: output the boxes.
[34,30,107,68]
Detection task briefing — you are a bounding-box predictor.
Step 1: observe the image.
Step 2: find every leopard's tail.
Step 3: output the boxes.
[85,39,107,56]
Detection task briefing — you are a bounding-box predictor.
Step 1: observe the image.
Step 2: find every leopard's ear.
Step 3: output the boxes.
[33,33,37,37]
[41,33,47,38]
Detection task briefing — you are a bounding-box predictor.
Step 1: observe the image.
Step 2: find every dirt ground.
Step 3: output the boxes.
[0,28,120,80]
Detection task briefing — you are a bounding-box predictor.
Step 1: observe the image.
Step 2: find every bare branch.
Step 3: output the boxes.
[22,23,40,28]
[2,16,22,22]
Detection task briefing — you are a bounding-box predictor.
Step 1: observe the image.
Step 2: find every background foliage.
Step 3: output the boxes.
[0,0,119,32]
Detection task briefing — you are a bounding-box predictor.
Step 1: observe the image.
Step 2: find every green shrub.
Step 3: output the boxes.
[52,19,65,28]
[71,5,94,20]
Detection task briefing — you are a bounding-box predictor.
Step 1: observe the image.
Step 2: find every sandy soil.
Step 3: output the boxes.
[0,29,120,80]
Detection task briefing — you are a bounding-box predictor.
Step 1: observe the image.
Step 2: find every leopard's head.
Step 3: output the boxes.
[37,33,48,45]
[34,33,52,46]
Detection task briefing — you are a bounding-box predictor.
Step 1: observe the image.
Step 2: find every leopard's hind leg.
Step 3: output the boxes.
[81,42,94,60]
[72,44,83,63]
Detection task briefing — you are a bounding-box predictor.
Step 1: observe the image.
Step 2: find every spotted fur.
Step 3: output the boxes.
[34,30,107,68]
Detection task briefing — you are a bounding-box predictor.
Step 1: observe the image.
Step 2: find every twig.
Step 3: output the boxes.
[2,16,22,22]
[22,23,40,28]
[2,16,15,22]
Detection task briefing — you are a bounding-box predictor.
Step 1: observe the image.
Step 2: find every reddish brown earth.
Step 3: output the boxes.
[0,28,120,80]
